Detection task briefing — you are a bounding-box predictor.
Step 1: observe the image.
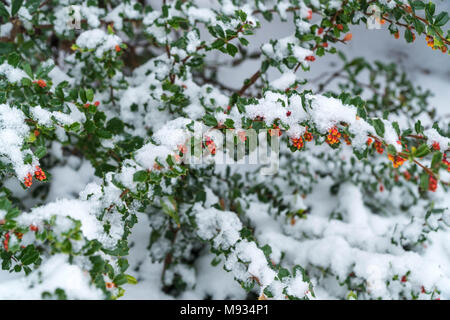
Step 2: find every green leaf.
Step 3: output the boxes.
[411,1,425,10]
[160,198,180,225]
[125,274,137,285]
[20,245,39,265]
[277,268,290,280]
[415,144,430,158]
[11,0,23,16]
[203,114,218,127]
[5,208,20,220]
[372,119,385,137]
[79,89,87,104]
[211,38,225,49]
[7,52,20,67]
[238,37,249,46]
[113,274,128,286]
[106,118,124,134]
[404,29,414,43]
[434,12,449,27]
[0,42,14,55]
[226,43,238,57]
[34,146,47,159]
[86,89,94,102]
[23,63,33,78]
[419,172,429,190]
[133,170,148,182]
[431,151,442,170]
[0,2,9,19]
[224,118,235,128]
[413,19,425,35]
[415,120,424,134]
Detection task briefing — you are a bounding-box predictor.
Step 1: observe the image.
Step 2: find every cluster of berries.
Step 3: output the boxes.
[291,128,314,150]
[426,35,448,53]
[24,166,47,188]
[432,141,440,151]
[403,171,412,181]
[303,128,313,142]
[343,133,351,145]
[388,154,406,168]
[326,127,341,145]
[33,79,47,88]
[428,175,438,192]
[3,232,9,251]
[443,154,450,172]
[84,101,100,108]
[291,137,304,150]
[268,124,282,137]
[374,140,384,154]
[204,137,216,155]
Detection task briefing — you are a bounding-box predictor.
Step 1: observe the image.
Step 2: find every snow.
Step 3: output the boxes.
[0,0,449,301]
[75,29,122,58]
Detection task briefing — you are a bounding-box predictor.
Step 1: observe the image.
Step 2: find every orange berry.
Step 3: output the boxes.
[343,33,352,41]
[303,130,313,142]
[34,166,46,181]
[403,171,411,181]
[336,24,344,31]
[291,137,304,150]
[24,173,33,188]
[33,79,47,88]
[115,45,121,52]
[428,175,438,192]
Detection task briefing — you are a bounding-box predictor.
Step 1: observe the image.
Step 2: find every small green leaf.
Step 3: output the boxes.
[34,146,47,159]
[86,89,94,102]
[203,114,218,127]
[434,12,449,27]
[226,43,238,57]
[372,119,385,137]
[11,0,23,16]
[133,170,148,182]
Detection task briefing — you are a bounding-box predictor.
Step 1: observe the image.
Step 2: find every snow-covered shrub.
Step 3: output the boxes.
[0,0,449,300]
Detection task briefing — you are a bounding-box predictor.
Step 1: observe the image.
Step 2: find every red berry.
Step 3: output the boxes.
[432,142,440,151]
[94,101,100,107]
[30,225,38,232]
[286,111,291,117]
